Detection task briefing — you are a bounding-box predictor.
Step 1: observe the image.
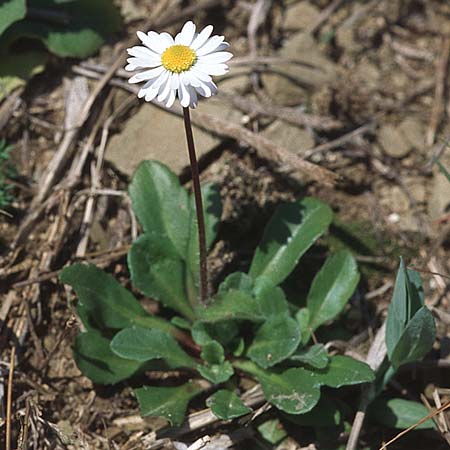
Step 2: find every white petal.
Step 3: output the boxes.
[128,66,165,83]
[144,88,159,102]
[196,35,224,56]
[152,70,170,90]
[175,21,196,45]
[127,45,160,59]
[165,90,176,108]
[215,42,230,52]
[171,73,180,90]
[191,25,214,50]
[179,72,190,86]
[138,79,159,100]
[159,32,175,47]
[137,31,167,54]
[187,86,198,108]
[195,63,229,76]
[157,75,173,102]
[125,57,161,71]
[194,79,217,98]
[178,82,191,107]
[198,51,233,64]
[189,66,212,83]
[181,71,195,86]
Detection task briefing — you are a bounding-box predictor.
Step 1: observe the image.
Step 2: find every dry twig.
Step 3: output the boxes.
[427,38,450,146]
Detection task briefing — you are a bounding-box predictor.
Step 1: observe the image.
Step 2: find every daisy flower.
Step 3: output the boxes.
[125,21,233,108]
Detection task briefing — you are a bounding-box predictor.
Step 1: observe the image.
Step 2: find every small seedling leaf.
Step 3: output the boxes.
[257,419,287,444]
[389,306,436,369]
[234,361,320,415]
[0,0,25,36]
[198,360,234,384]
[311,355,374,388]
[369,398,435,430]
[135,381,203,426]
[289,344,329,369]
[247,314,300,368]
[206,389,251,420]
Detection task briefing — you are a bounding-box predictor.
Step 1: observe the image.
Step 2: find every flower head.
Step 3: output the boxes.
[125,21,232,108]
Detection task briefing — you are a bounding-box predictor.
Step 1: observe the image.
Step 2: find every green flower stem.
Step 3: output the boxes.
[183,107,209,305]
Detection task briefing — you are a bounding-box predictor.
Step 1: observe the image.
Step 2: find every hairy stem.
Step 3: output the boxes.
[183,107,209,305]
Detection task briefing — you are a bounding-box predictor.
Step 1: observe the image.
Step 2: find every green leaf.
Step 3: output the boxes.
[110,326,196,369]
[135,381,203,426]
[128,233,194,320]
[60,263,167,331]
[249,198,333,286]
[386,261,435,368]
[389,306,436,369]
[198,360,234,384]
[247,314,300,368]
[201,341,225,364]
[369,398,435,430]
[296,308,311,345]
[253,276,289,317]
[186,183,222,294]
[289,344,329,369]
[196,273,262,323]
[198,339,234,383]
[306,250,359,333]
[74,327,142,385]
[234,360,321,415]
[312,355,374,388]
[1,0,121,58]
[206,390,251,420]
[386,259,423,358]
[0,51,47,101]
[283,396,341,427]
[257,419,287,444]
[191,321,240,346]
[129,161,190,258]
[0,0,26,36]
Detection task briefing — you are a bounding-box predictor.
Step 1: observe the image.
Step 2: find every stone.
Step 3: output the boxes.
[105,97,241,176]
[262,119,314,154]
[429,169,450,221]
[404,176,426,203]
[378,124,412,158]
[284,1,320,30]
[398,118,425,151]
[262,32,336,105]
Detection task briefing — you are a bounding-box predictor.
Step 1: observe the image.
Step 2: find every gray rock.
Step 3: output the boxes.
[106,97,241,176]
[284,1,320,30]
[262,119,314,154]
[378,124,412,158]
[262,32,336,104]
[398,118,425,151]
[429,168,450,221]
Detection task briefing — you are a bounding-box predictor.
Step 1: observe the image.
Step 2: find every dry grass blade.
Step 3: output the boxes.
[426,38,450,146]
[6,346,16,450]
[378,401,450,450]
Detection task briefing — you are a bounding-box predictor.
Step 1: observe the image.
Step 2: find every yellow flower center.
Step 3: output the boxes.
[161,45,197,73]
